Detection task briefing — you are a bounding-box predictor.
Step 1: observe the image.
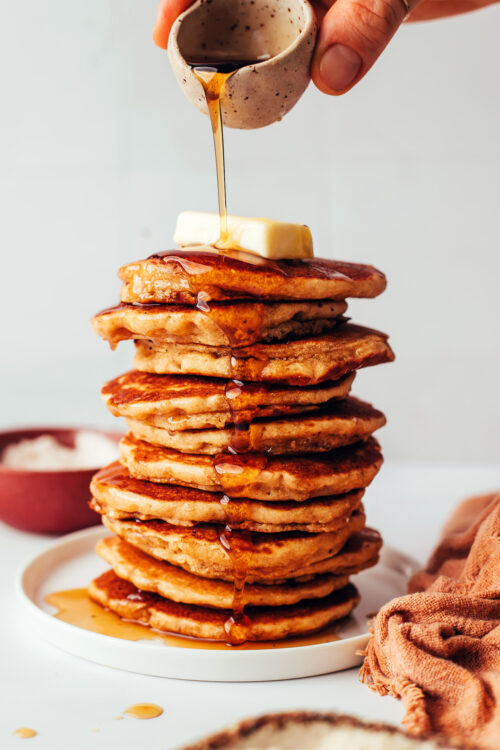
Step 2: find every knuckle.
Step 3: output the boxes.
[347,0,403,52]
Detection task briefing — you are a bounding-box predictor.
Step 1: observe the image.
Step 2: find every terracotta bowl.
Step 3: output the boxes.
[168,0,317,129]
[0,427,122,536]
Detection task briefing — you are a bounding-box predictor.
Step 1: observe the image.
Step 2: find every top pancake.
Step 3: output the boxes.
[118,249,387,305]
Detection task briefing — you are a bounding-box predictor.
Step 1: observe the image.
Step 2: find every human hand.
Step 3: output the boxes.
[153,0,498,95]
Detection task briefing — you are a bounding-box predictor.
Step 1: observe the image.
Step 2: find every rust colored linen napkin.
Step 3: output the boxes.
[360,492,500,749]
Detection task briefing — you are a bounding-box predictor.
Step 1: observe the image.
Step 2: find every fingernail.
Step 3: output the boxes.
[320,44,362,92]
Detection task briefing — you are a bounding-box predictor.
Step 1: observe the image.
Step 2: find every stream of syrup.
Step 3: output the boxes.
[185,61,274,642]
[188,57,269,246]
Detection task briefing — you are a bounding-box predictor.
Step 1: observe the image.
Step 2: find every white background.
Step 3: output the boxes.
[1,0,500,461]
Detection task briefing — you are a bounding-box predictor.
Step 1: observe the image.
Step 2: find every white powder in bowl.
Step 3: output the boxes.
[1,431,119,471]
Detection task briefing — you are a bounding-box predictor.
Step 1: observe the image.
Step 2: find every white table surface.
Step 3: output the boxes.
[2,461,499,750]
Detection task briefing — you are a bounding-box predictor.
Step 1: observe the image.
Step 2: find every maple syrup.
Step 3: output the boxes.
[149,247,292,274]
[45,588,340,649]
[212,396,270,641]
[13,728,37,739]
[218,524,255,643]
[124,704,163,720]
[188,57,269,246]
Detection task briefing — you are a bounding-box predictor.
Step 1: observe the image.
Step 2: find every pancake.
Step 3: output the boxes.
[91,300,347,349]
[118,250,387,304]
[97,537,350,608]
[99,509,366,583]
[101,371,355,431]
[300,528,382,577]
[89,570,360,642]
[125,397,386,455]
[91,463,365,533]
[252,526,382,581]
[134,323,395,385]
[119,434,383,501]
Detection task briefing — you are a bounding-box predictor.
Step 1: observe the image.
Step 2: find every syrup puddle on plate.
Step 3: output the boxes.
[45,588,340,650]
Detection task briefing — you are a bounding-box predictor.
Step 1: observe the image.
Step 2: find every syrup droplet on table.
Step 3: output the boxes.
[124,704,163,720]
[13,729,37,739]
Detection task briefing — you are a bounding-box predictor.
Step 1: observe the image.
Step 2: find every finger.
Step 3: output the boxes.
[311,0,413,95]
[406,0,498,21]
[153,0,195,49]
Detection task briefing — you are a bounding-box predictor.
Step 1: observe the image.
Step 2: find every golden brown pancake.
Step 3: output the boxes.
[101,371,355,431]
[134,323,395,385]
[258,526,382,581]
[305,527,382,577]
[118,250,386,304]
[96,537,350,608]
[119,434,383,501]
[125,397,385,455]
[91,463,365,533]
[99,510,366,583]
[89,570,360,642]
[91,300,346,348]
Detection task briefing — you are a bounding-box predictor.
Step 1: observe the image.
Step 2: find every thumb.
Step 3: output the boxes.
[153,0,195,49]
[311,0,411,95]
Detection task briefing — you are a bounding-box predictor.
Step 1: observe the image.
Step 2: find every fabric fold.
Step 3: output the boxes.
[361,493,500,749]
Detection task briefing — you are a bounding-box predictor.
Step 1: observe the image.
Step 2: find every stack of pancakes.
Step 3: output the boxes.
[89,249,394,643]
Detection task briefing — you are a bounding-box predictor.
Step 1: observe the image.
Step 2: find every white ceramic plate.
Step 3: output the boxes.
[17,527,418,682]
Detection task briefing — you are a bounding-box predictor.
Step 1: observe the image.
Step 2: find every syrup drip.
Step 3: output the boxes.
[45,588,340,649]
[196,291,211,312]
[224,379,252,453]
[218,525,254,643]
[193,281,263,641]
[150,247,291,273]
[190,63,232,245]
[214,382,272,642]
[188,57,269,247]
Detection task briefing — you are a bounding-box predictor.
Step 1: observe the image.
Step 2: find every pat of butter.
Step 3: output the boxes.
[173,211,314,260]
